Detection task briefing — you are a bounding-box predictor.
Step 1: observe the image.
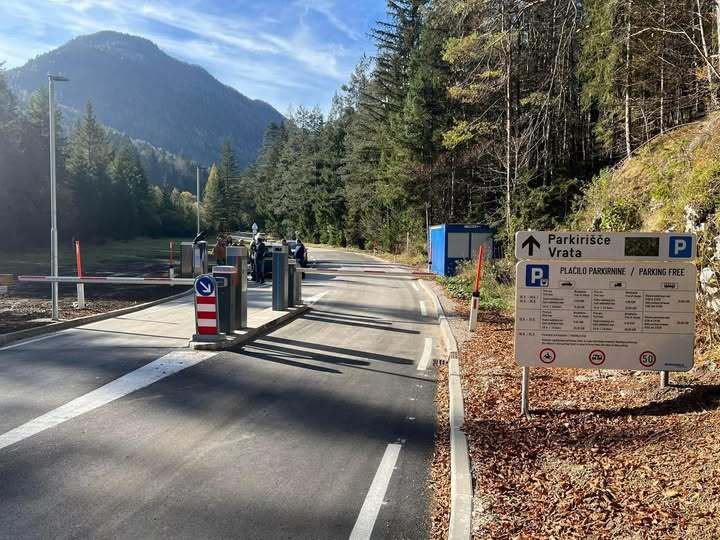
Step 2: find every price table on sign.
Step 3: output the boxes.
[515,261,696,371]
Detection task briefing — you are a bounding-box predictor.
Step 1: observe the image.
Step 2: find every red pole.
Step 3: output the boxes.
[472,245,484,294]
[75,240,83,278]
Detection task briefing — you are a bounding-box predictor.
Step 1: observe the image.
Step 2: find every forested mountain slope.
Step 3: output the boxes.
[575,113,720,235]
[8,31,284,167]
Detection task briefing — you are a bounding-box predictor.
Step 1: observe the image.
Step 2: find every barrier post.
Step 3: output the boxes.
[169,240,175,280]
[75,240,86,309]
[468,245,484,331]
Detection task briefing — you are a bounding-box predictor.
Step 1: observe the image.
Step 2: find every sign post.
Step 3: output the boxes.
[514,231,697,416]
[193,274,220,341]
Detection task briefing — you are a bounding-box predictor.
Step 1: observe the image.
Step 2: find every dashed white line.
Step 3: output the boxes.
[417,337,433,371]
[349,443,402,540]
[0,350,216,451]
[419,300,427,316]
[411,282,420,292]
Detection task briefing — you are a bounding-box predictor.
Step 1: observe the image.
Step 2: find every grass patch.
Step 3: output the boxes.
[437,258,514,312]
[1,235,215,276]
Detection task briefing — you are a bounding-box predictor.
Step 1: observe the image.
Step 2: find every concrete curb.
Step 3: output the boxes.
[189,305,310,351]
[418,279,472,540]
[0,289,193,347]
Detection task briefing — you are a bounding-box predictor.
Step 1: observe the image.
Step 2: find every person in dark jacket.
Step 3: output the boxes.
[255,237,267,284]
[295,240,307,268]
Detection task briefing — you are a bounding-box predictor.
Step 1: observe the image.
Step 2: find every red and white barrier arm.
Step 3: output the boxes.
[17,275,195,286]
[300,267,434,279]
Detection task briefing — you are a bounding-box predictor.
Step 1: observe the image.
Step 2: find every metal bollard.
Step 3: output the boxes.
[213,265,237,333]
[292,261,302,305]
[226,246,248,329]
[288,260,297,307]
[194,241,208,276]
[271,244,289,311]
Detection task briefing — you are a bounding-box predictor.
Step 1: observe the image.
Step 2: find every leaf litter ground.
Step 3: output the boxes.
[431,293,720,539]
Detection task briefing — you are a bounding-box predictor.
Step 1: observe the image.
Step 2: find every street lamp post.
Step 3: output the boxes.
[48,74,69,321]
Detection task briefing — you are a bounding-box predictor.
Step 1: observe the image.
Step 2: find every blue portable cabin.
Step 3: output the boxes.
[429,224,494,276]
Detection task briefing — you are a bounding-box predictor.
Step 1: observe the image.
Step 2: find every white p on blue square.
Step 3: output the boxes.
[525,264,549,287]
[669,236,693,258]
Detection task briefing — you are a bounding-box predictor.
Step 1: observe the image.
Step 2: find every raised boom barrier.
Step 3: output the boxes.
[301,267,434,279]
[18,275,195,286]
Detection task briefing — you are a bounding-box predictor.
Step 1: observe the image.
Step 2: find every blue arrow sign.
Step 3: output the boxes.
[195,275,215,297]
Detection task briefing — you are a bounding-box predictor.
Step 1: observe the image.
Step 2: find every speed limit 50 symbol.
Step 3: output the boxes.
[589,349,606,366]
[639,351,657,368]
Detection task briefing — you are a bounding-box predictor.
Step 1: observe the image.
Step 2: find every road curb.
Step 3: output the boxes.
[189,305,310,351]
[0,289,193,347]
[418,279,472,540]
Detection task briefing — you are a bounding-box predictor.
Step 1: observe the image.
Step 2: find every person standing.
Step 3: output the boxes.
[255,237,267,284]
[295,239,307,268]
[214,236,227,265]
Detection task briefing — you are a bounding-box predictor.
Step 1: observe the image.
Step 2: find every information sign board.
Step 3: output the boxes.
[515,261,696,371]
[515,231,696,261]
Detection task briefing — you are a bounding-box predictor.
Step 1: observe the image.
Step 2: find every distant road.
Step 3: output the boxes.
[0,249,439,539]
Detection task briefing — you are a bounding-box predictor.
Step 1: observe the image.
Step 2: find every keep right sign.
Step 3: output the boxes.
[515,260,696,371]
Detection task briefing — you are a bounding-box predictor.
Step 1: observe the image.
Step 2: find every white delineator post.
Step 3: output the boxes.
[169,240,175,279]
[468,245,484,331]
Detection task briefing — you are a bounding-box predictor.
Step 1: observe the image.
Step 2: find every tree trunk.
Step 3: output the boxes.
[503,2,512,236]
[660,0,666,133]
[506,43,512,235]
[625,0,633,157]
[697,0,716,106]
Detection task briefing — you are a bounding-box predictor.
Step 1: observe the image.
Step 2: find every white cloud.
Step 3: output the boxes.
[293,0,360,41]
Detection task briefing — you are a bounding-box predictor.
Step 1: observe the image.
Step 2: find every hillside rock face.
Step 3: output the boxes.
[8,31,284,167]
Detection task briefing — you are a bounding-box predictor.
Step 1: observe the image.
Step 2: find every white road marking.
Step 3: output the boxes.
[0,333,62,352]
[0,350,216,451]
[417,338,433,371]
[349,443,402,540]
[419,300,427,316]
[306,291,329,305]
[411,282,420,292]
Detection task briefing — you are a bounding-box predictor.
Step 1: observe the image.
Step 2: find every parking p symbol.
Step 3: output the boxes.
[669,236,692,258]
[525,264,549,287]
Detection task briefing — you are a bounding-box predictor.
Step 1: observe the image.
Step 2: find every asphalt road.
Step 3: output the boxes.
[0,249,440,539]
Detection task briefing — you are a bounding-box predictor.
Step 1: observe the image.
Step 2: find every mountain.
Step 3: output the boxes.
[7,31,285,167]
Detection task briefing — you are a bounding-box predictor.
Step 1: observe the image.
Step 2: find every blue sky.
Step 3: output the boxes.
[0,0,387,112]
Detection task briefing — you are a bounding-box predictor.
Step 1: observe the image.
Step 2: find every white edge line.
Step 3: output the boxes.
[412,281,420,292]
[0,350,216,451]
[0,332,63,352]
[349,443,402,540]
[417,337,433,371]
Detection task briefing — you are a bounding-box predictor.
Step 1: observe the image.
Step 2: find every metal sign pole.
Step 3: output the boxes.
[520,366,530,417]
